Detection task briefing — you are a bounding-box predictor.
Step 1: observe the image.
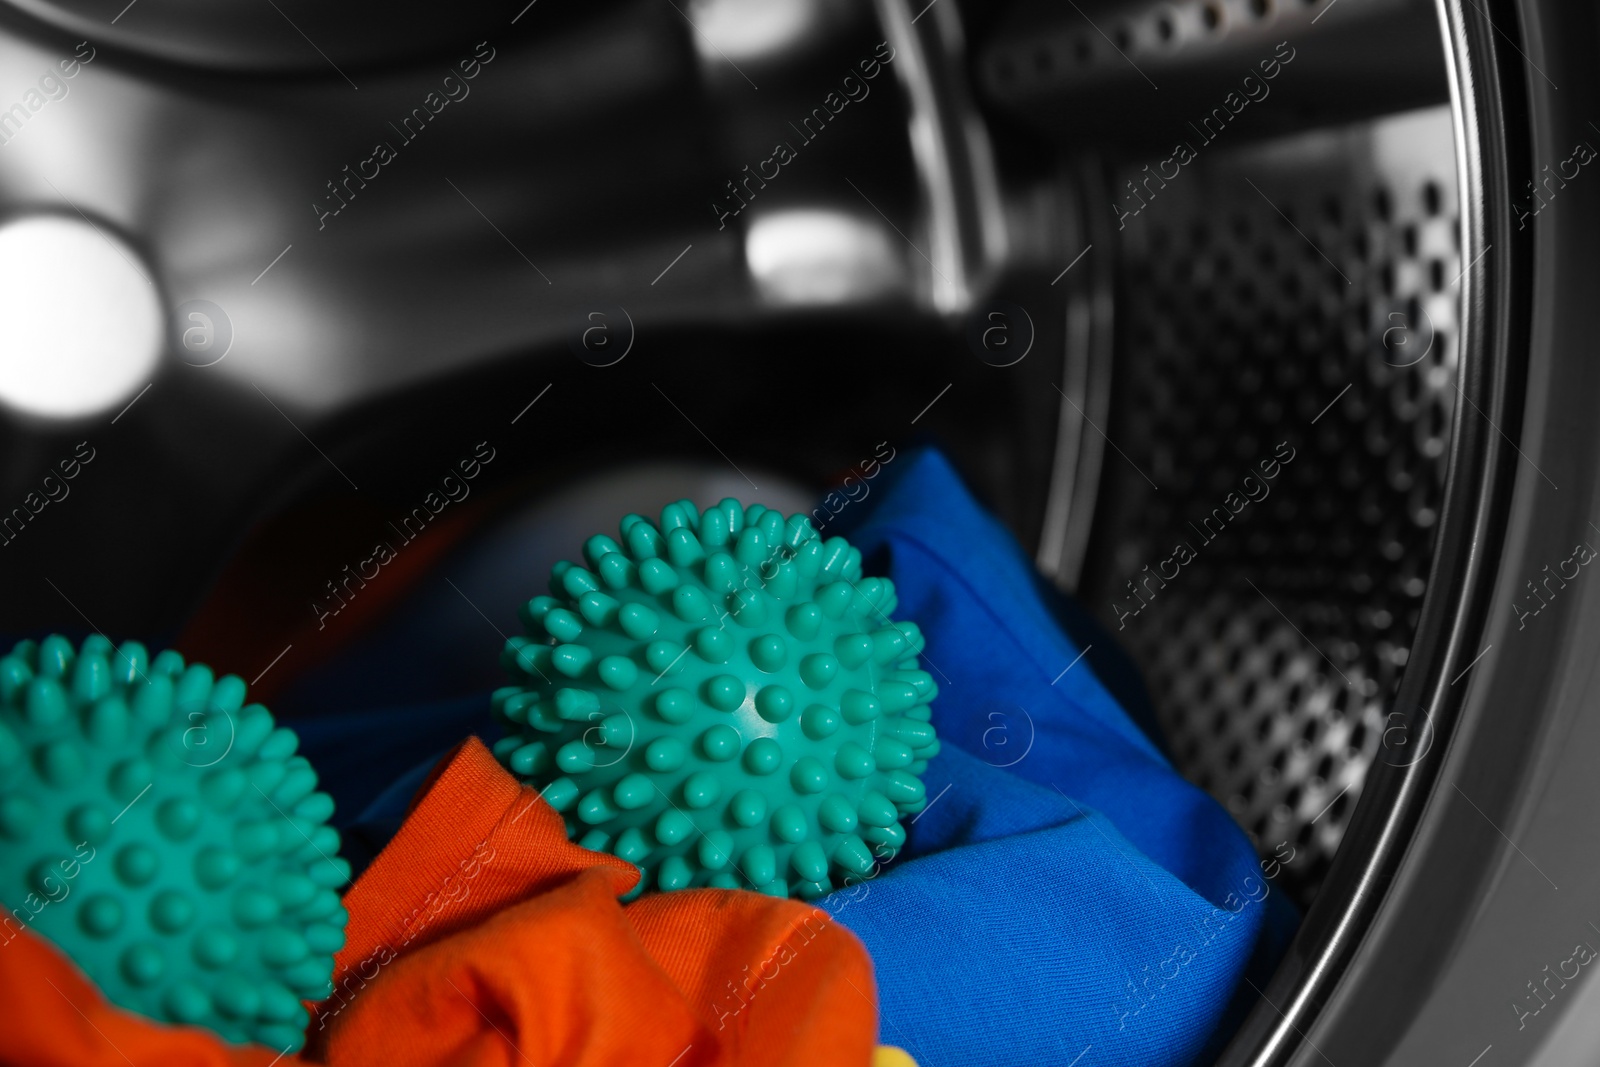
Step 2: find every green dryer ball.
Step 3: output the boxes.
[0,634,349,1052]
[491,497,940,900]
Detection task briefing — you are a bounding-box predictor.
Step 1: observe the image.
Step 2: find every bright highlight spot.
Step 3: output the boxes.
[0,214,162,418]
[745,210,903,306]
[688,0,817,60]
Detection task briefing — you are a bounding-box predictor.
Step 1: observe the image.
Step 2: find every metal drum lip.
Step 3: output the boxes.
[1213,0,1531,1062]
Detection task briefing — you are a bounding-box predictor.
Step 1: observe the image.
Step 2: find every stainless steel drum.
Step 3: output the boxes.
[1,0,1596,1064]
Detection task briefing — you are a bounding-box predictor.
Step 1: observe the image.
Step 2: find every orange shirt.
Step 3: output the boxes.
[0,738,880,1067]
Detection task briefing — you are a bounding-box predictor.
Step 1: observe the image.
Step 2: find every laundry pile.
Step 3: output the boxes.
[0,449,1294,1067]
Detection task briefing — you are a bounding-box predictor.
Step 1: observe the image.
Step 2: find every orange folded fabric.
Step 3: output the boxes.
[0,738,879,1067]
[0,916,278,1067]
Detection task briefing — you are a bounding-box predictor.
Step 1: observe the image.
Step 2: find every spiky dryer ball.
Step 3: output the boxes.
[492,497,940,900]
[0,634,348,1052]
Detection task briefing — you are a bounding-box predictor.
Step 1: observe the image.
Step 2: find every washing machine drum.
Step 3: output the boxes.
[0,0,1594,1065]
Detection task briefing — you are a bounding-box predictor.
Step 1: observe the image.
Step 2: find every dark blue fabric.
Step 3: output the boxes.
[292,447,1296,1067]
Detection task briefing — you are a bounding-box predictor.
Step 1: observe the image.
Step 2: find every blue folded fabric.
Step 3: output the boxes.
[810,449,1296,1067]
[290,446,1295,1067]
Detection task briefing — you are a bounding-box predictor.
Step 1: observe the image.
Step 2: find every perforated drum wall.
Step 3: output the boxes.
[1078,108,1459,904]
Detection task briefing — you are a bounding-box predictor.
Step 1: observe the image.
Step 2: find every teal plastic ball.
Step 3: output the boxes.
[0,634,348,1051]
[492,498,940,899]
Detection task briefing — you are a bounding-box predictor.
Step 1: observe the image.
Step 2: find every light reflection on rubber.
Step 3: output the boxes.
[0,215,161,418]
